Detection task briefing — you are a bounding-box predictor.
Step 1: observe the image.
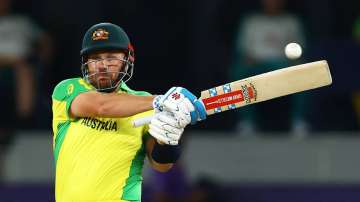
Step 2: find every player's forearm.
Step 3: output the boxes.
[71,92,156,118]
[148,158,173,172]
[146,138,173,172]
[96,93,156,118]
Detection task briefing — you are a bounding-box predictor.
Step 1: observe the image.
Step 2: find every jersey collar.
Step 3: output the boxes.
[118,81,131,93]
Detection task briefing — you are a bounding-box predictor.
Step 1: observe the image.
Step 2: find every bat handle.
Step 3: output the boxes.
[133,115,154,127]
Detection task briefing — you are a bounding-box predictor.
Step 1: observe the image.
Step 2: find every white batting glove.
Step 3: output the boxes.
[153,94,195,128]
[152,95,164,112]
[153,87,207,124]
[149,111,190,145]
[163,98,194,126]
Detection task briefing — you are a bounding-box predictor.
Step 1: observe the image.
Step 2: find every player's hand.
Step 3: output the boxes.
[149,111,189,145]
[153,87,207,124]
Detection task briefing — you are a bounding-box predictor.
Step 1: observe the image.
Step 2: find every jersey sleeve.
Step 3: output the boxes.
[52,78,92,120]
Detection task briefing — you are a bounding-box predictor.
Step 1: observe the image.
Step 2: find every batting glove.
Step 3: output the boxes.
[153,87,207,124]
[149,111,189,145]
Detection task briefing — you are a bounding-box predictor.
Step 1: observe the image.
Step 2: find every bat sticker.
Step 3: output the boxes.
[202,82,257,111]
[241,83,257,104]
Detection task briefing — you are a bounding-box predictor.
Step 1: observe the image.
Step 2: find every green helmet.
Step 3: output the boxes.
[80,23,135,93]
[80,22,133,56]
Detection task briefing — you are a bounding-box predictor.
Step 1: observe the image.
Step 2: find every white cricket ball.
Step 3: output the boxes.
[285,42,302,59]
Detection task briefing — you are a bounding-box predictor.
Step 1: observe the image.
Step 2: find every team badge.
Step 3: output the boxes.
[67,84,74,95]
[92,29,109,41]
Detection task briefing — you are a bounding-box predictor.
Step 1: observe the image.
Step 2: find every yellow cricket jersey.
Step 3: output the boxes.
[52,78,153,202]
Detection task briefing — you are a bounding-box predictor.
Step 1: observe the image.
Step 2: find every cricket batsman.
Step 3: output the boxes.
[52,22,206,202]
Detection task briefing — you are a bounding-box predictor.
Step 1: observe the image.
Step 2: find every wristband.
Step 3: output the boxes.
[151,142,182,164]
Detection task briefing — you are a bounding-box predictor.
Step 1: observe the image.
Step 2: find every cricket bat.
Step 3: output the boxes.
[133,60,332,127]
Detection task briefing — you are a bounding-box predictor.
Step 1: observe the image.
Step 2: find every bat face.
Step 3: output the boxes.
[201,82,257,115]
[199,60,332,116]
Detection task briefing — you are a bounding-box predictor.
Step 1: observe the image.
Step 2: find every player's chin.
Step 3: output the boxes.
[89,78,110,89]
[98,79,112,87]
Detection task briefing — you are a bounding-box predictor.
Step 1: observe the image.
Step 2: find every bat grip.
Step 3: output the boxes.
[133,115,154,127]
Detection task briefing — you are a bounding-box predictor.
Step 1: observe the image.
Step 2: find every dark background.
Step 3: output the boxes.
[11,0,360,132]
[2,1,360,202]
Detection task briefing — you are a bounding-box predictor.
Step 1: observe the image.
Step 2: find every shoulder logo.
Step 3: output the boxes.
[67,84,74,95]
[92,29,109,41]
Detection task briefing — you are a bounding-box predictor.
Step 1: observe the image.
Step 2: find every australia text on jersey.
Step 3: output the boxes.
[81,117,118,131]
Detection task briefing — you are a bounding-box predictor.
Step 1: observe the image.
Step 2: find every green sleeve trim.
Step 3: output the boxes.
[121,144,146,201]
[120,82,152,96]
[54,121,71,164]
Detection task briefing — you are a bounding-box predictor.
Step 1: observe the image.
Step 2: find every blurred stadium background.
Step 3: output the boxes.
[1,0,360,201]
